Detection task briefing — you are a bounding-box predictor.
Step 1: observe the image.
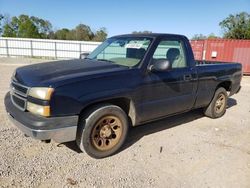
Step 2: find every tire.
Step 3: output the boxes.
[204,87,228,118]
[76,104,129,159]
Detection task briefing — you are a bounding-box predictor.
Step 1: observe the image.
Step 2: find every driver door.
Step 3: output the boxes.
[139,39,197,122]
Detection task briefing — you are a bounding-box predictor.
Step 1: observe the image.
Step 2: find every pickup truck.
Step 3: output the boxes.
[4,33,242,158]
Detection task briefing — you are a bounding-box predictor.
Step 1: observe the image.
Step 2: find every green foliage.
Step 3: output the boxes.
[2,12,250,41]
[132,31,152,34]
[53,25,107,41]
[0,14,4,34]
[2,24,16,37]
[75,24,94,41]
[93,28,108,42]
[191,34,207,40]
[191,33,219,40]
[54,28,70,40]
[30,16,52,38]
[207,33,219,39]
[219,12,250,39]
[0,14,108,41]
[1,14,52,38]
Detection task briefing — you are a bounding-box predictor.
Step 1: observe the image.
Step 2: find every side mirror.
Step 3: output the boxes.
[79,52,90,59]
[149,59,171,72]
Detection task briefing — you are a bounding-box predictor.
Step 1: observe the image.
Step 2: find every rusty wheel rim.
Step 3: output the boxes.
[91,115,123,151]
[214,93,226,114]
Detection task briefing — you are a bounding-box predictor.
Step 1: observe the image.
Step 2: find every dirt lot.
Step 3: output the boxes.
[0,57,250,188]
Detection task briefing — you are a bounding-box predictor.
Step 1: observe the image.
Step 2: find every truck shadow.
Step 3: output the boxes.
[123,98,237,151]
[227,97,237,108]
[63,98,237,154]
[123,108,204,151]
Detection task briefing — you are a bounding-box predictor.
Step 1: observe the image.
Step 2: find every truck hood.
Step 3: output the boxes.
[14,59,127,87]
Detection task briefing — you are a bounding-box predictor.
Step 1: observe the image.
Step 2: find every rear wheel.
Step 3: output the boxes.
[204,87,228,118]
[76,104,129,158]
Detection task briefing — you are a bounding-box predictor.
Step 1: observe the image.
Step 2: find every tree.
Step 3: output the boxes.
[93,27,107,41]
[2,24,16,37]
[207,33,219,39]
[30,16,52,38]
[55,24,94,41]
[0,14,108,41]
[132,31,152,34]
[191,34,207,40]
[191,33,219,40]
[219,12,250,39]
[47,31,56,39]
[2,14,52,38]
[16,15,40,38]
[74,24,94,41]
[54,28,70,40]
[0,14,4,35]
[53,24,108,41]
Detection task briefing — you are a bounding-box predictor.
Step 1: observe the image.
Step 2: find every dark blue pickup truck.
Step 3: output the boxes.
[5,34,242,158]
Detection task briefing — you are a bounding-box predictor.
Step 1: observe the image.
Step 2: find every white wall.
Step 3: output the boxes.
[0,37,101,59]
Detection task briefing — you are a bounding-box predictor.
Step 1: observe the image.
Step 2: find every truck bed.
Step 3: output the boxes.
[194,61,242,108]
[196,60,238,65]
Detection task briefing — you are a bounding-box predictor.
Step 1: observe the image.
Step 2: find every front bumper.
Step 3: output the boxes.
[4,92,78,143]
[236,86,241,93]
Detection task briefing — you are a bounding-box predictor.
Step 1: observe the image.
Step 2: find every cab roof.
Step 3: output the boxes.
[111,33,187,39]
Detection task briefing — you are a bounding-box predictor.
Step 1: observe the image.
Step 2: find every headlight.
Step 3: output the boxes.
[28,87,54,100]
[27,102,50,117]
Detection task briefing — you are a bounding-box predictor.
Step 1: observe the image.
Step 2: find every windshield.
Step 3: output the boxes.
[87,37,152,67]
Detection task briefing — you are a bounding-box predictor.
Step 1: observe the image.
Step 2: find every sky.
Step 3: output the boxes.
[0,0,249,39]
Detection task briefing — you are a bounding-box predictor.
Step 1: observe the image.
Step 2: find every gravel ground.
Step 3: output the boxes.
[0,57,250,188]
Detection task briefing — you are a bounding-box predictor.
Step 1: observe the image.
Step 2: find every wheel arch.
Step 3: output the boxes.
[79,97,137,126]
[216,80,232,92]
[205,80,231,110]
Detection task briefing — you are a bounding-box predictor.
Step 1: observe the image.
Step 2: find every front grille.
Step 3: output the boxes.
[10,78,30,111]
[11,79,29,97]
[11,94,26,109]
[12,81,28,95]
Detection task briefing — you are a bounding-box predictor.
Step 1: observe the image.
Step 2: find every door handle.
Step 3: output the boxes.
[184,74,192,81]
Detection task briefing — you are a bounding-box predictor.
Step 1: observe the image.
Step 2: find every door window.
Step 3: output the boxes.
[152,40,187,68]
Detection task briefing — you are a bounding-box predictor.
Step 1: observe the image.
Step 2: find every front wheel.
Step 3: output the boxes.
[76,104,129,158]
[204,87,228,118]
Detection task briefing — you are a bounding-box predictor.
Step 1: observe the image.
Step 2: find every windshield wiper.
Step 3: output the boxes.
[84,57,93,60]
[97,59,115,64]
